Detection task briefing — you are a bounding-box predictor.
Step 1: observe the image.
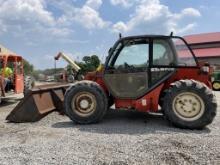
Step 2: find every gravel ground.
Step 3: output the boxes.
[0,92,219,165]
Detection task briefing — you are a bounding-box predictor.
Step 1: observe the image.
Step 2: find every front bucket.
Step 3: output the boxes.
[6,83,70,123]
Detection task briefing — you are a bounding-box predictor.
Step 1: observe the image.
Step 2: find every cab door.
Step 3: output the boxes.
[150,39,176,85]
[104,39,150,99]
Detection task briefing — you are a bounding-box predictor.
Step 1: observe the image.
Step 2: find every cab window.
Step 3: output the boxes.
[153,39,175,66]
[172,38,197,66]
[112,40,149,72]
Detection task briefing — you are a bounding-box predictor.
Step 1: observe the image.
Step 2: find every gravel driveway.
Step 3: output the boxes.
[0,92,219,165]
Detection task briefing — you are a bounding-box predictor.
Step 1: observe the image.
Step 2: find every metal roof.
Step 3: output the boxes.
[184,32,220,44]
[192,47,220,58]
[183,32,220,58]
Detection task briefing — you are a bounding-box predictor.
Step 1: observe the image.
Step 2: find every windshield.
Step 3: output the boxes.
[172,38,197,66]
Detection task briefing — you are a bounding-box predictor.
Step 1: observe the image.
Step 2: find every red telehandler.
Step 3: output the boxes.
[7,34,217,129]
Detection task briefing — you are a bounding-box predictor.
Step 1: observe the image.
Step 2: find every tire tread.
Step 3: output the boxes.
[163,79,217,129]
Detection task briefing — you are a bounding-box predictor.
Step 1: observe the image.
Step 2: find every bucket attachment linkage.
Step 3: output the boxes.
[6,83,71,123]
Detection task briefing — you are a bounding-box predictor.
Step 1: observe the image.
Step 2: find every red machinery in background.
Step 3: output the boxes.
[0,54,31,103]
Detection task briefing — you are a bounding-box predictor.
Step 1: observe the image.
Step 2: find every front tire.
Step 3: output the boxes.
[163,80,217,129]
[64,81,108,124]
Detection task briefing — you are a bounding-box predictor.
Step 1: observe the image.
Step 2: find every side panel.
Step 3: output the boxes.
[164,68,212,89]
[115,84,164,112]
[112,68,211,112]
[84,71,109,94]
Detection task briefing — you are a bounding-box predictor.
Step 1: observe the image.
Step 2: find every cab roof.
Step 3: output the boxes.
[119,34,176,40]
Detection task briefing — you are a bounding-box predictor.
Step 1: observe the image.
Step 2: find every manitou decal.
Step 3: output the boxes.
[150,68,175,72]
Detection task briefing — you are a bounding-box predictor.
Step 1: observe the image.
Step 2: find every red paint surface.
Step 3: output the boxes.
[164,68,212,89]
[115,84,164,112]
[85,64,212,113]
[15,74,24,93]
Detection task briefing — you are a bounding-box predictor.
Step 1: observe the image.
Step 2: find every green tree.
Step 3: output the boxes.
[79,55,100,75]
[23,59,34,75]
[82,56,91,64]
[90,55,100,68]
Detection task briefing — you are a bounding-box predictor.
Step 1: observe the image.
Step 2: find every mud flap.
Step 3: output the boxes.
[6,84,70,123]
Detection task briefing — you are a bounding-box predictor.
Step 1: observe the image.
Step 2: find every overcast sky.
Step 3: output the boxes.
[0,0,220,69]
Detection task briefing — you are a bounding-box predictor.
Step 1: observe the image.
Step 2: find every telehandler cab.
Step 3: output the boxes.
[7,35,217,129]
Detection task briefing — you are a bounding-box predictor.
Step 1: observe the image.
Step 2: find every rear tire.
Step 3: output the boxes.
[212,81,220,91]
[163,80,217,129]
[64,80,108,124]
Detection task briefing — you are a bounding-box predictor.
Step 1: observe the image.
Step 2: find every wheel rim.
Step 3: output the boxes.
[213,82,220,90]
[172,92,205,121]
[71,92,97,117]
